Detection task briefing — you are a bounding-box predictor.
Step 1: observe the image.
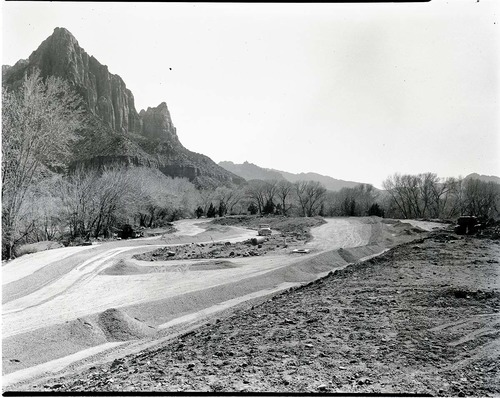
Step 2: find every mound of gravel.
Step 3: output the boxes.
[101,260,144,276]
[392,221,426,235]
[188,260,238,271]
[96,309,156,341]
[337,248,358,263]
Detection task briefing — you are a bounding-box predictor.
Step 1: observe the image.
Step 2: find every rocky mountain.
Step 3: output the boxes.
[218,161,366,191]
[2,27,244,189]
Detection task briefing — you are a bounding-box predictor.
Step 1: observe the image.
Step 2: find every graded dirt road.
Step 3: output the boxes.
[2,217,438,389]
[13,227,499,396]
[3,220,256,336]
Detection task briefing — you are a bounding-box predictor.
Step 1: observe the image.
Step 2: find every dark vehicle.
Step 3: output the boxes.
[120,224,144,239]
[454,216,480,235]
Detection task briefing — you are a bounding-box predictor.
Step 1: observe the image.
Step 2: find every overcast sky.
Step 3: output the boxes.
[2,1,499,188]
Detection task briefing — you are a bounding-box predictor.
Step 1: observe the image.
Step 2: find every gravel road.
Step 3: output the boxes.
[2,217,432,388]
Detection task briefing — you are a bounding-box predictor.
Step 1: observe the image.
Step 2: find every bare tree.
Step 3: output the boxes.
[23,176,66,242]
[383,173,428,218]
[429,176,456,218]
[383,174,409,218]
[59,166,137,238]
[244,179,281,215]
[226,187,245,214]
[383,172,500,220]
[2,70,84,258]
[126,167,197,227]
[214,186,244,216]
[197,189,216,215]
[245,180,267,215]
[294,180,326,217]
[460,178,500,219]
[276,180,294,216]
[263,179,279,204]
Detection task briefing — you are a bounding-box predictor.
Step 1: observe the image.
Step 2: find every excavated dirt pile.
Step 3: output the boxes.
[133,235,299,262]
[25,228,500,395]
[96,309,157,341]
[134,216,326,262]
[2,309,157,376]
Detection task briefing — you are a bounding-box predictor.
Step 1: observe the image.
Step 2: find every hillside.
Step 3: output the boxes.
[276,170,365,191]
[465,173,500,185]
[2,27,244,189]
[218,161,285,182]
[219,161,366,191]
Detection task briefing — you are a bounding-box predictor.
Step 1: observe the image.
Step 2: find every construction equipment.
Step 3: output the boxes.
[454,216,480,235]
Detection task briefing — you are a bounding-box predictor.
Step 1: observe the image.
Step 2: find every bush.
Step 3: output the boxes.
[14,241,64,257]
[207,203,217,218]
[248,203,258,215]
[368,203,385,217]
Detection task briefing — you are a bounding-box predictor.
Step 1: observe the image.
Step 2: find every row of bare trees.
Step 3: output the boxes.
[2,70,86,258]
[382,173,500,220]
[195,179,328,219]
[2,165,200,257]
[324,184,380,217]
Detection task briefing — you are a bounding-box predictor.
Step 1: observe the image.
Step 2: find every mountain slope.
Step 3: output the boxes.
[218,161,285,182]
[464,173,500,185]
[275,170,365,191]
[2,27,244,188]
[219,161,366,191]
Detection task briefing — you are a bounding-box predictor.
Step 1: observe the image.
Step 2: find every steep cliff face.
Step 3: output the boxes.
[139,102,180,144]
[3,27,244,188]
[4,28,142,135]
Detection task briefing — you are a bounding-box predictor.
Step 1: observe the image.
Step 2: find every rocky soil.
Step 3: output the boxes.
[134,235,300,262]
[134,216,324,262]
[19,229,500,395]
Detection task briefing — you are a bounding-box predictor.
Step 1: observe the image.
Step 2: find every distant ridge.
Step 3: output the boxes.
[219,161,368,191]
[218,161,285,182]
[273,169,365,191]
[465,173,500,185]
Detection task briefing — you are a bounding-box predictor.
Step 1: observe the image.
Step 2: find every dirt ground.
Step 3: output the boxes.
[133,235,300,262]
[211,215,326,240]
[16,228,500,395]
[128,217,325,269]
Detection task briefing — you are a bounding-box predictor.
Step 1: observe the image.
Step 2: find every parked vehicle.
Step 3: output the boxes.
[258,224,272,236]
[120,224,144,239]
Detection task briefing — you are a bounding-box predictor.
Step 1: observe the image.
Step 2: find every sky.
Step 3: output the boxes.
[2,1,499,189]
